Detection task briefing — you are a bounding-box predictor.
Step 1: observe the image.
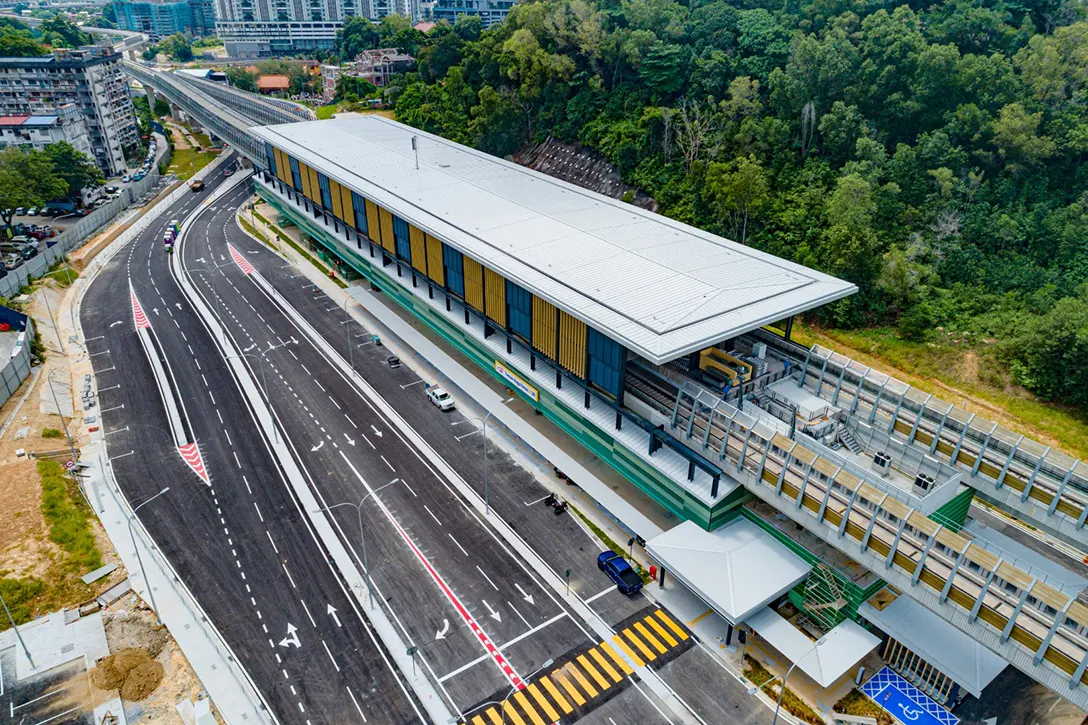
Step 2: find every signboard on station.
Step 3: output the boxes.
[494,361,538,403]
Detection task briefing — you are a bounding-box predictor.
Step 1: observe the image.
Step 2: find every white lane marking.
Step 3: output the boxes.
[282,563,297,589]
[266,530,279,553]
[498,611,568,650]
[401,479,417,497]
[346,687,368,722]
[253,502,264,522]
[321,640,340,672]
[380,455,395,472]
[344,414,357,428]
[300,599,316,628]
[508,601,531,628]
[584,586,616,605]
[243,474,252,494]
[448,534,468,557]
[423,505,442,526]
[476,566,499,592]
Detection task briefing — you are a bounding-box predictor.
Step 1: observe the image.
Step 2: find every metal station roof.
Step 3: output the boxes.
[646,519,811,624]
[254,117,857,364]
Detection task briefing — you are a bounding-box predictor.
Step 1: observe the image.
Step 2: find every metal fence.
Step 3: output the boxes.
[0,316,34,408]
[0,169,171,299]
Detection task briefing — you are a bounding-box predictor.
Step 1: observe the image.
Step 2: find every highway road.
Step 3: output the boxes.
[178,177,772,725]
[80,160,426,724]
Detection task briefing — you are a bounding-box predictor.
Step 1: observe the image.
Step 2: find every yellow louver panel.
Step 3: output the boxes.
[308,166,320,203]
[425,234,444,286]
[409,225,426,273]
[559,310,587,378]
[378,207,395,253]
[340,185,354,224]
[532,296,557,360]
[484,267,506,327]
[299,161,312,199]
[464,257,483,311]
[330,180,343,219]
[365,199,380,243]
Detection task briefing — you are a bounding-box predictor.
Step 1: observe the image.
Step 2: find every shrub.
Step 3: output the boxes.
[41,428,63,438]
[38,459,101,572]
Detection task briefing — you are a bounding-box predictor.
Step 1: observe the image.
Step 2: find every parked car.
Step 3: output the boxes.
[3,253,21,270]
[122,174,131,183]
[26,208,38,216]
[105,185,119,194]
[133,173,145,182]
[597,551,643,596]
[426,386,455,411]
[14,207,24,216]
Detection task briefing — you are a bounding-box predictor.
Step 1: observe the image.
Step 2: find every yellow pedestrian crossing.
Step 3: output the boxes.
[599,640,635,674]
[577,654,611,690]
[588,647,623,682]
[655,610,689,641]
[527,682,562,722]
[540,676,574,714]
[459,609,692,725]
[513,691,546,725]
[634,621,668,654]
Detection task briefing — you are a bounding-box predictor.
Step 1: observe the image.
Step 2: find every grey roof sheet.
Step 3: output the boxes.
[253,116,857,363]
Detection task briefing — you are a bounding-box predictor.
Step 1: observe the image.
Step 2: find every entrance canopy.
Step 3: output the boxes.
[747,606,881,688]
[646,518,811,624]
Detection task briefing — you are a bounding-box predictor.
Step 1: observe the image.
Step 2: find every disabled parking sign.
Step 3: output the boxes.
[862,667,958,725]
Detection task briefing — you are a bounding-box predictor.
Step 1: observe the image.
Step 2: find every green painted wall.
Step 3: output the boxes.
[930,486,975,533]
[261,189,748,531]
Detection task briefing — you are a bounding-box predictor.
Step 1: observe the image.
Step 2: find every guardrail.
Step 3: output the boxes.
[0,170,169,299]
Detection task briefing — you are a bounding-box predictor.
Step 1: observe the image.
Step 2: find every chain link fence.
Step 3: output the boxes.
[0,170,174,299]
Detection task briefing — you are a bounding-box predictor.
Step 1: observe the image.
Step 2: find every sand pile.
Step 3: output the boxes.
[91,647,164,700]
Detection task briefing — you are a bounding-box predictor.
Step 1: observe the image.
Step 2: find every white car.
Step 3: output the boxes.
[426,386,455,411]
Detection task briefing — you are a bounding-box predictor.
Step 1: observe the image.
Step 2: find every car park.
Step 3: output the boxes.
[426,386,455,411]
[3,254,21,270]
[597,551,644,595]
[26,208,37,216]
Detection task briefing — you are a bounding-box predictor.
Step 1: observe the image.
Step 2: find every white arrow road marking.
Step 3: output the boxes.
[244,343,256,352]
[481,600,502,623]
[370,425,383,438]
[311,441,324,452]
[109,321,122,327]
[435,619,450,640]
[514,583,535,606]
[175,302,182,309]
[278,623,301,648]
[344,433,355,446]
[327,603,341,628]
[152,307,159,315]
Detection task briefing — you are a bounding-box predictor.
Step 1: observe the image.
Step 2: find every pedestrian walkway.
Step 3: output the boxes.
[460,608,693,725]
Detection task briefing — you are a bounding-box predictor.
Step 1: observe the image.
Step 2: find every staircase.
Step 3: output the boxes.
[838,424,863,455]
[801,563,849,630]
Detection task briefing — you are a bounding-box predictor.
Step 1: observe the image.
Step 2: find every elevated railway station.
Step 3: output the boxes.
[251,116,1088,715]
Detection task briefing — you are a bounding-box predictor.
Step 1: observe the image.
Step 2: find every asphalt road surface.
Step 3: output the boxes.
[81,160,425,725]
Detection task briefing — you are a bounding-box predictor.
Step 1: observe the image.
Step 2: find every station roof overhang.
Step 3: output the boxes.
[746,606,882,688]
[253,117,857,365]
[859,596,1006,697]
[646,518,811,625]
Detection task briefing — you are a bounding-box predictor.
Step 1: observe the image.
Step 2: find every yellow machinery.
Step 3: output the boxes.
[699,347,753,386]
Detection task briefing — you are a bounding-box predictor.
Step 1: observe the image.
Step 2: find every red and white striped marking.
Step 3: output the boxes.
[340,453,524,689]
[228,243,255,275]
[178,442,210,484]
[131,288,151,329]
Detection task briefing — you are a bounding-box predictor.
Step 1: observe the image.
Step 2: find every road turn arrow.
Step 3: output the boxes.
[311,441,325,452]
[344,433,356,446]
[514,583,535,606]
[435,618,450,640]
[327,603,341,628]
[370,425,383,438]
[278,623,301,648]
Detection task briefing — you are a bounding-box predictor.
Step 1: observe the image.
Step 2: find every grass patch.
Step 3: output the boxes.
[744,654,822,725]
[316,104,338,120]
[794,322,1088,460]
[38,459,101,573]
[569,505,652,584]
[834,689,893,725]
[43,265,79,288]
[0,576,46,628]
[193,131,213,149]
[166,147,218,181]
[41,428,63,439]
[249,210,347,289]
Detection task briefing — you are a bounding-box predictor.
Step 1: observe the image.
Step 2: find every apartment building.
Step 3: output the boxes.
[0,45,138,176]
[114,0,216,40]
[0,104,93,158]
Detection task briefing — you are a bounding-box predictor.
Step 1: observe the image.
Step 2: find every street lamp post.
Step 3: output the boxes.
[0,590,34,669]
[452,396,514,516]
[228,340,293,443]
[46,369,78,466]
[770,639,822,725]
[127,487,170,626]
[343,297,353,371]
[314,477,400,610]
[452,658,555,725]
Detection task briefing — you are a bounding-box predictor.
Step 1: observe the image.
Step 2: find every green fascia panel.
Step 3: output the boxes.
[930,486,975,533]
[260,190,744,532]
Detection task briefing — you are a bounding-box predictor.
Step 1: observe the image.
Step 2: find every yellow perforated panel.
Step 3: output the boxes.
[365,199,380,244]
[464,257,483,311]
[409,225,426,273]
[532,296,557,360]
[425,234,444,286]
[559,310,586,378]
[485,267,506,326]
[378,207,395,253]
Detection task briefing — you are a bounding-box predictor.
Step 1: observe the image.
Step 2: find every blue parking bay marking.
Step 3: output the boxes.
[861,667,958,725]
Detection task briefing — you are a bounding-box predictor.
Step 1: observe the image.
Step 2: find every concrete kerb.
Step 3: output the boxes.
[170,178,446,725]
[69,152,276,725]
[231,208,703,725]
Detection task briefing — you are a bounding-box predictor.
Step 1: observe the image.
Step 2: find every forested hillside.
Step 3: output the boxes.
[379,1,1088,410]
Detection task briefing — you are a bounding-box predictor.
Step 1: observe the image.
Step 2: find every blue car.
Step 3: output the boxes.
[597,551,643,596]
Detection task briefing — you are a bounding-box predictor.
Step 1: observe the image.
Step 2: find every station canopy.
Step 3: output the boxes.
[646,518,811,624]
[254,117,856,364]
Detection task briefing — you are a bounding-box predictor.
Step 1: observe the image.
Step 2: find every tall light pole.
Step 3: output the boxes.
[1,589,34,669]
[228,339,294,443]
[342,297,353,371]
[128,487,170,626]
[452,396,514,516]
[46,369,77,465]
[771,639,822,725]
[314,477,400,610]
[453,658,554,725]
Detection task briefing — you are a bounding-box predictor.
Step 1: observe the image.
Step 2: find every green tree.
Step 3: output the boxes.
[337,16,380,59]
[992,102,1055,169]
[0,24,44,56]
[42,142,103,196]
[39,14,93,48]
[704,155,770,245]
[226,67,257,92]
[158,33,193,61]
[638,43,687,96]
[0,148,67,235]
[153,97,171,117]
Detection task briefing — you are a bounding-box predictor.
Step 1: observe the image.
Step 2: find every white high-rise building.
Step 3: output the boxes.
[215,0,417,58]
